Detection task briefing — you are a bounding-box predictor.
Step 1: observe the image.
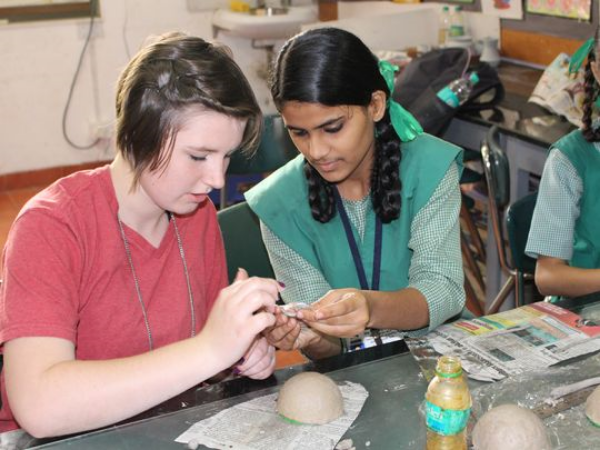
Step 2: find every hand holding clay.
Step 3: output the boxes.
[264,311,321,351]
[298,289,370,338]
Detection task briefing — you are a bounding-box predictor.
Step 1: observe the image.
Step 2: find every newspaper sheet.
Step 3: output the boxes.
[175,381,368,450]
[406,302,600,382]
[528,52,585,127]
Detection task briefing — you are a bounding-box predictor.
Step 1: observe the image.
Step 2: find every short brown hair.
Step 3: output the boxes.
[115,31,262,185]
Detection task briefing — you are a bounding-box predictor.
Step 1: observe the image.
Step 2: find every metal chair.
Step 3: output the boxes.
[220,114,298,209]
[455,144,487,317]
[217,202,307,369]
[460,171,486,317]
[481,125,537,314]
[506,192,538,307]
[217,201,275,283]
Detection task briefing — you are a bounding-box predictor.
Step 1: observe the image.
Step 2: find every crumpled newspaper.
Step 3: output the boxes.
[175,380,369,450]
[529,52,586,128]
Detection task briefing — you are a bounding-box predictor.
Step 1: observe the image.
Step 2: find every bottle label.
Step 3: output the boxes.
[425,401,471,436]
[436,87,460,108]
[449,25,464,38]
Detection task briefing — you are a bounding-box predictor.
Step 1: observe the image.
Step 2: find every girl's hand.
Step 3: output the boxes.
[200,269,281,370]
[264,310,321,350]
[235,336,276,380]
[298,289,370,338]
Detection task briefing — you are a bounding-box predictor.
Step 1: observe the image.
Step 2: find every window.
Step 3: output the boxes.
[0,0,98,23]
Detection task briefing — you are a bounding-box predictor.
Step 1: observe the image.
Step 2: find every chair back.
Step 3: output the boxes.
[228,114,298,175]
[481,125,511,272]
[506,191,538,274]
[481,125,510,209]
[217,201,274,283]
[220,114,298,208]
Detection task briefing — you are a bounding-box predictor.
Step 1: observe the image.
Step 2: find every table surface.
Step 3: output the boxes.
[30,341,443,450]
[36,350,432,449]
[25,298,600,449]
[457,62,575,148]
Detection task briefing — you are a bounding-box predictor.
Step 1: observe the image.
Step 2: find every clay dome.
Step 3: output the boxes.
[472,404,550,450]
[277,372,344,425]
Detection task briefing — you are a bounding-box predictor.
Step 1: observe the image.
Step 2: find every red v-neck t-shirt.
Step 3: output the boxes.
[0,165,228,431]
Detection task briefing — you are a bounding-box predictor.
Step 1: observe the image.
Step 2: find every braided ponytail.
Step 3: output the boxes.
[371,110,402,223]
[304,161,336,223]
[580,26,600,142]
[582,53,600,142]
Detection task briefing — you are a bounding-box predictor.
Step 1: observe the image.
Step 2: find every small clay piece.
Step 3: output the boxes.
[277,372,344,424]
[585,385,600,426]
[280,302,311,318]
[472,404,550,450]
[187,438,200,450]
[335,439,354,450]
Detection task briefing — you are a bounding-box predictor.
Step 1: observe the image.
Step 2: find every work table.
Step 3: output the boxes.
[28,297,600,449]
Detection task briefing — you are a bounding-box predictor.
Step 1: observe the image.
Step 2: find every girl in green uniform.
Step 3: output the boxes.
[526,28,600,300]
[246,28,466,359]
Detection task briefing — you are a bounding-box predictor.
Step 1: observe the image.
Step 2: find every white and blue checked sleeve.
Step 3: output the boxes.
[525,148,582,261]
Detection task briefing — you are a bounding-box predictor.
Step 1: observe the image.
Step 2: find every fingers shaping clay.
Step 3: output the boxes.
[277,372,344,424]
[472,404,550,450]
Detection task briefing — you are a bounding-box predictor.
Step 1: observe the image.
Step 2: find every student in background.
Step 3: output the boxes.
[246,28,466,359]
[0,32,280,443]
[526,27,600,300]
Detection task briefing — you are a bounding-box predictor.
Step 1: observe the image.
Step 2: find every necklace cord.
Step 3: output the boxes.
[117,212,196,350]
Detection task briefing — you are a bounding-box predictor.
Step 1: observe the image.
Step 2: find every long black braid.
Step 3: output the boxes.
[303,162,335,223]
[582,27,600,142]
[371,109,402,223]
[582,57,600,142]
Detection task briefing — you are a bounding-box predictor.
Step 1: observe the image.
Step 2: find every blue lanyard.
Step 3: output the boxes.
[333,188,383,291]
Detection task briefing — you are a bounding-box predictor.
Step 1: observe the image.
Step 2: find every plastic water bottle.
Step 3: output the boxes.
[449,6,466,38]
[425,355,472,450]
[436,72,479,109]
[438,6,451,46]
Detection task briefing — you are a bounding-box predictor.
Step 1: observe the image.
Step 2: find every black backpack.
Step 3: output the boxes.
[392,48,504,136]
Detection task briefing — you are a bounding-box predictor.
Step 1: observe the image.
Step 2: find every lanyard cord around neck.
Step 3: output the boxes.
[332,188,383,291]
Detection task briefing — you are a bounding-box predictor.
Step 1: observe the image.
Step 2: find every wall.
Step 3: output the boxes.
[0,0,499,176]
[316,1,499,51]
[500,0,596,65]
[502,0,597,41]
[420,0,596,66]
[0,0,284,176]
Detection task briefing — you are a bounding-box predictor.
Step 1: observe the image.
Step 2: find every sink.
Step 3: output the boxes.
[212,6,318,41]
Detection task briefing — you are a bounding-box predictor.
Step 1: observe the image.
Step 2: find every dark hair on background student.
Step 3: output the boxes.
[580,27,600,140]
